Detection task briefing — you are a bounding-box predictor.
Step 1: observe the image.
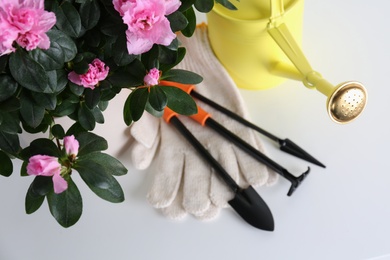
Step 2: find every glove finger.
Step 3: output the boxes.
[182,149,212,216]
[147,122,185,208]
[129,112,160,148]
[194,203,220,221]
[161,187,187,220]
[208,144,237,208]
[128,139,159,170]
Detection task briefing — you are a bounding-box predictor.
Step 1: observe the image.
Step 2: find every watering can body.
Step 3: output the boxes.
[207,0,305,90]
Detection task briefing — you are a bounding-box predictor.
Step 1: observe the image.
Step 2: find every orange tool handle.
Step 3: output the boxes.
[163,107,177,123]
[163,106,211,126]
[159,80,195,94]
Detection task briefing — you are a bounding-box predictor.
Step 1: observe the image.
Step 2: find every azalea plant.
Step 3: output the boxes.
[0,0,236,227]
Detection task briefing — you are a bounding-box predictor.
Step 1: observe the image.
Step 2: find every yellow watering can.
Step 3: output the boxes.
[207,0,367,124]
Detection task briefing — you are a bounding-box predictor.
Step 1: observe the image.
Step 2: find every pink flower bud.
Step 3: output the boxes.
[64,135,79,156]
[144,68,160,86]
[68,58,109,89]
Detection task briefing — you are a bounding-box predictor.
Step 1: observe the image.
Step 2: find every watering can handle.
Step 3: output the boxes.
[270,0,284,21]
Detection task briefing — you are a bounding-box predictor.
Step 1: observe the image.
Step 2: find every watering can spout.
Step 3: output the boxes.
[267,13,367,124]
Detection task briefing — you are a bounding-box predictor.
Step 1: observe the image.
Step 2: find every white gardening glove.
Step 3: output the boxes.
[128,24,278,220]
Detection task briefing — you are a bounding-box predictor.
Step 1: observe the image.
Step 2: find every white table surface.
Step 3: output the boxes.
[1,1,389,259]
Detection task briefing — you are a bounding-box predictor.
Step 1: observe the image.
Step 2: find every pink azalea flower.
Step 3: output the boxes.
[64,135,79,157]
[0,0,56,55]
[144,68,160,86]
[68,58,109,89]
[113,0,180,55]
[27,155,68,194]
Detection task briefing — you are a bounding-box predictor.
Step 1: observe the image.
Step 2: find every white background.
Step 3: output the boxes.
[1,0,389,259]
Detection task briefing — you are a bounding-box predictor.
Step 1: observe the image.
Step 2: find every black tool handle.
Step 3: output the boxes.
[191,90,279,142]
[169,116,240,193]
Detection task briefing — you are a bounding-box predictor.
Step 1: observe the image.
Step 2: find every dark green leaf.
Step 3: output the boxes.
[20,91,46,129]
[0,131,20,155]
[84,88,101,109]
[215,0,238,10]
[181,7,197,37]
[78,102,96,130]
[76,131,108,156]
[123,92,133,126]
[52,99,77,117]
[0,55,8,73]
[0,97,20,112]
[73,60,90,74]
[107,60,144,88]
[194,0,214,12]
[52,124,65,139]
[0,150,13,177]
[30,41,65,70]
[129,87,149,121]
[32,92,57,110]
[0,111,22,134]
[159,47,186,72]
[168,11,189,32]
[0,75,18,102]
[162,69,203,84]
[179,0,197,11]
[145,102,164,118]
[47,177,83,228]
[29,138,61,157]
[47,30,77,61]
[149,86,167,111]
[162,86,197,115]
[79,0,100,30]
[75,159,124,203]
[113,34,137,66]
[25,176,53,214]
[55,1,82,38]
[91,107,104,124]
[78,152,127,176]
[9,49,49,92]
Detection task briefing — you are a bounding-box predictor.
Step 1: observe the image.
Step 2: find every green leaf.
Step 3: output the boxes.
[9,49,49,93]
[194,0,214,12]
[0,150,13,177]
[0,131,20,155]
[73,60,90,74]
[75,159,125,203]
[20,91,46,129]
[0,111,22,134]
[159,47,186,72]
[79,0,100,30]
[129,87,149,121]
[0,75,18,102]
[215,0,238,10]
[162,86,197,115]
[25,176,53,214]
[91,107,104,124]
[145,102,164,118]
[30,39,65,70]
[168,11,189,32]
[32,92,57,110]
[179,0,197,11]
[113,34,136,66]
[123,92,133,126]
[181,7,197,37]
[84,88,101,109]
[55,1,82,38]
[29,138,61,157]
[162,69,203,84]
[76,132,108,156]
[52,99,77,117]
[78,152,127,176]
[107,60,144,88]
[149,86,167,111]
[78,102,96,131]
[47,29,77,62]
[0,55,8,73]
[51,124,66,139]
[47,177,83,228]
